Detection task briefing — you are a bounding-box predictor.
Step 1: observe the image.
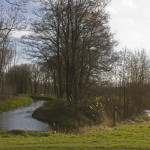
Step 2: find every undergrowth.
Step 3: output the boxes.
[32,99,103,132]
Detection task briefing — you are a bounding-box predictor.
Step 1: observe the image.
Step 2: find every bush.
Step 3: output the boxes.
[32,99,103,131]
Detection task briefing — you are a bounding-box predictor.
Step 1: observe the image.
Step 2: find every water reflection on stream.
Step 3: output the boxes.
[0,101,51,131]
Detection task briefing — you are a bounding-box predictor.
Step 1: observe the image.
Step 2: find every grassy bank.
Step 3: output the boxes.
[0,124,150,149]
[0,95,33,112]
[32,99,101,131]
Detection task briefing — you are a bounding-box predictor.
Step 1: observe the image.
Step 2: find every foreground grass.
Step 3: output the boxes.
[0,124,150,149]
[0,95,33,112]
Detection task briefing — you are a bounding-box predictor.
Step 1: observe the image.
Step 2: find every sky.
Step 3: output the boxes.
[12,0,150,58]
[107,0,150,56]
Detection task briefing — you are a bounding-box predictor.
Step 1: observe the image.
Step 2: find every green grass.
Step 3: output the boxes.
[0,96,33,112]
[0,125,150,149]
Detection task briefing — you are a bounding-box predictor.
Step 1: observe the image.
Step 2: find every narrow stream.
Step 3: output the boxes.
[0,101,51,131]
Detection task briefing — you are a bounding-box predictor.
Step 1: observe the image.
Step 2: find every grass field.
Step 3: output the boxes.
[0,124,150,150]
[0,96,33,112]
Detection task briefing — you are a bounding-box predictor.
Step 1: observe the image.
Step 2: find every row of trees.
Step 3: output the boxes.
[0,0,31,96]
[99,49,150,120]
[115,50,150,119]
[0,0,24,96]
[2,48,150,120]
[5,64,51,95]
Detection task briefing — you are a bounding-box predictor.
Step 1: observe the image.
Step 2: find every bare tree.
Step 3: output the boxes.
[0,6,24,96]
[112,49,150,119]
[22,0,117,102]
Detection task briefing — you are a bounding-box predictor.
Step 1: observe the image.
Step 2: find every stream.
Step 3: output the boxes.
[0,101,51,131]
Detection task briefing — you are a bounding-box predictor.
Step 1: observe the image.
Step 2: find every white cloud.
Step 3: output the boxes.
[11,30,31,38]
[127,17,135,24]
[107,6,118,14]
[122,0,137,9]
[109,0,150,56]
